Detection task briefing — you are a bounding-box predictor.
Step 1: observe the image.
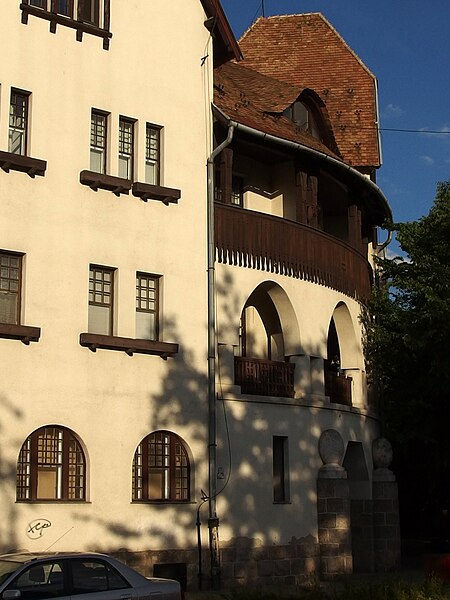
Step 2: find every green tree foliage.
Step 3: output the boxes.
[362,181,450,540]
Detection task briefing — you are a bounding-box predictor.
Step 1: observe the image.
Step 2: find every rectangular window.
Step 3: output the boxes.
[273,436,289,502]
[136,273,159,340]
[90,109,108,173]
[79,0,100,26]
[88,265,114,335]
[57,0,73,17]
[231,175,244,206]
[145,124,161,185]
[30,0,47,6]
[118,117,135,180]
[9,90,29,156]
[0,252,22,325]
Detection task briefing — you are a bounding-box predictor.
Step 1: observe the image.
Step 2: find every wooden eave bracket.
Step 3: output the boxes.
[79,333,179,359]
[0,151,47,177]
[132,181,181,205]
[0,323,41,344]
[20,4,112,49]
[79,170,132,196]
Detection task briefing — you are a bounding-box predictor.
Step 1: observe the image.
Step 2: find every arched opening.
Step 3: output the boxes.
[132,430,191,502]
[235,282,299,398]
[16,425,86,501]
[324,302,358,405]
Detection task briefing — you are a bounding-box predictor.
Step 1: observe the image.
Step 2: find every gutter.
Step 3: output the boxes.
[213,104,393,223]
[206,121,235,588]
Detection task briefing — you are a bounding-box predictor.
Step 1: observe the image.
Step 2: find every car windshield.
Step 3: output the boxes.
[0,560,21,585]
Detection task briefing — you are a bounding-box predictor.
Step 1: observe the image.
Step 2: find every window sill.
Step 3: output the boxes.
[80,170,132,196]
[131,500,192,504]
[132,181,181,205]
[20,4,112,50]
[0,150,47,178]
[0,323,41,344]
[79,333,179,358]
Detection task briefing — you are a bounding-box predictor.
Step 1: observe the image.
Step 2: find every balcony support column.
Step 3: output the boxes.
[219,147,233,205]
[288,354,311,398]
[217,343,241,394]
[295,169,318,227]
[348,204,362,250]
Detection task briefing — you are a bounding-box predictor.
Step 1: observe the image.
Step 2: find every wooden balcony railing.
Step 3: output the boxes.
[215,203,373,299]
[325,371,352,406]
[235,356,295,398]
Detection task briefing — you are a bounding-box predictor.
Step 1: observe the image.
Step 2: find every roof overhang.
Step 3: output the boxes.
[213,104,392,225]
[200,0,242,66]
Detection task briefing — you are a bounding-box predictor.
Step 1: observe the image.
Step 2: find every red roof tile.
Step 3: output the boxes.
[214,61,342,159]
[238,14,381,168]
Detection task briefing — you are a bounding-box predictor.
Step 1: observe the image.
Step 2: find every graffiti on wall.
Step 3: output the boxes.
[27,519,52,540]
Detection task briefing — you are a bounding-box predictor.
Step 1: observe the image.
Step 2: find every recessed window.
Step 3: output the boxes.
[57,0,73,17]
[16,426,86,501]
[118,117,135,180]
[145,124,161,185]
[273,435,289,502]
[284,100,321,139]
[0,251,22,325]
[132,431,190,502]
[90,109,108,174]
[29,0,47,7]
[136,273,160,340]
[79,0,100,27]
[88,265,114,335]
[9,90,29,156]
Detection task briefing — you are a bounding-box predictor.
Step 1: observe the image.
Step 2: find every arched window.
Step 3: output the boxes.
[283,100,321,139]
[16,426,86,501]
[132,431,190,502]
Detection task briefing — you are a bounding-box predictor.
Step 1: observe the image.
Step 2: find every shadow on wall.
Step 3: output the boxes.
[0,393,23,553]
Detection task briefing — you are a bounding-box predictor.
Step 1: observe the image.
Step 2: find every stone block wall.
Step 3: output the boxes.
[317,478,353,579]
[350,499,374,572]
[111,536,321,590]
[373,480,401,570]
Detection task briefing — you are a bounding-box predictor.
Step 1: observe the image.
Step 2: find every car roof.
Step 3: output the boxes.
[0,551,111,565]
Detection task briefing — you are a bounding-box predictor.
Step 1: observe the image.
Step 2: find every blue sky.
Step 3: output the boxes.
[220,0,450,232]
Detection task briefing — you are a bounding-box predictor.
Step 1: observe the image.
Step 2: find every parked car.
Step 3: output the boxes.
[0,551,182,600]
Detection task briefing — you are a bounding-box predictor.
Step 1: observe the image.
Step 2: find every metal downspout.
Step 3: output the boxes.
[206,122,234,588]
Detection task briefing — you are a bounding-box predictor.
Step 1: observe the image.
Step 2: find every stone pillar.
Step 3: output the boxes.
[372,438,401,571]
[288,354,311,398]
[317,430,353,579]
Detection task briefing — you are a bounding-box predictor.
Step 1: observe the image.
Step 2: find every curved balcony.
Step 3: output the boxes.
[215,203,373,299]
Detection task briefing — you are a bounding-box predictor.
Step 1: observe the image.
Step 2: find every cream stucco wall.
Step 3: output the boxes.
[0,0,214,553]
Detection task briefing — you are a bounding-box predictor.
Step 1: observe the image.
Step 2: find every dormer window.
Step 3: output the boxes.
[283,101,321,139]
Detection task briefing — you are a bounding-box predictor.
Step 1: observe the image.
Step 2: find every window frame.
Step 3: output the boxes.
[88,264,115,336]
[135,272,160,341]
[132,431,190,503]
[90,109,109,175]
[0,250,22,326]
[145,123,161,186]
[9,89,30,157]
[16,426,86,502]
[118,116,135,181]
[273,435,290,503]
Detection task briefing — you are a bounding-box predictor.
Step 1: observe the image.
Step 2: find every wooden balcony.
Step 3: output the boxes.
[325,371,352,406]
[215,203,373,299]
[235,356,295,398]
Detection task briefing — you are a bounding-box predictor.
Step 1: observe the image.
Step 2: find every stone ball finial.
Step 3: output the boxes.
[319,429,345,466]
[372,437,393,469]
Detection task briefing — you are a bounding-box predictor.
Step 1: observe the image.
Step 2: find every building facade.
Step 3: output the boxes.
[0,2,399,590]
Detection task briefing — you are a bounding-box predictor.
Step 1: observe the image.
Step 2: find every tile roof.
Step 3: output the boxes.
[237,13,381,168]
[214,61,342,159]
